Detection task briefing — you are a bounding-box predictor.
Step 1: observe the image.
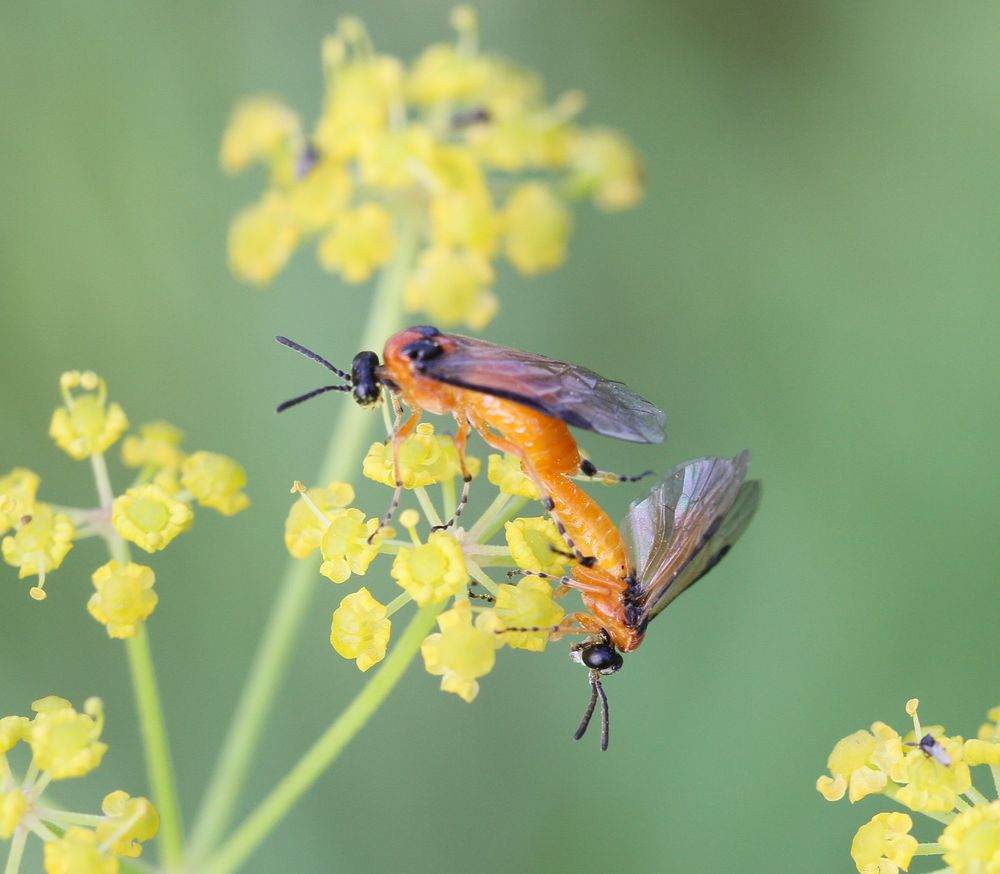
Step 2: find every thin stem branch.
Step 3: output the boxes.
[3,828,27,874]
[201,602,444,874]
[125,627,184,866]
[913,842,943,855]
[187,211,419,862]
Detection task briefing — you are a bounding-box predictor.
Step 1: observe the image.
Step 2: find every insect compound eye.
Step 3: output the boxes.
[401,338,444,363]
[580,643,623,674]
[350,351,382,406]
[412,325,440,338]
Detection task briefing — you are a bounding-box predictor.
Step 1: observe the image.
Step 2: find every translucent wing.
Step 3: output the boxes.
[418,333,667,444]
[622,452,761,625]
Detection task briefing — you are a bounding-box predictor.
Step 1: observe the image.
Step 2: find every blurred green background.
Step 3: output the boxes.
[2,2,998,871]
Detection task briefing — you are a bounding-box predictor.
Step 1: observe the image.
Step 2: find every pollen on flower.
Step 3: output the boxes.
[491,577,564,651]
[121,421,185,473]
[849,812,918,874]
[421,599,502,702]
[391,530,468,606]
[317,201,397,283]
[1,504,76,591]
[284,481,356,558]
[0,467,41,535]
[87,561,158,639]
[505,517,570,576]
[96,790,159,859]
[112,484,193,553]
[319,509,381,584]
[330,587,391,671]
[27,696,107,780]
[487,453,539,499]
[939,800,1000,874]
[404,246,498,330]
[43,827,118,874]
[49,373,128,461]
[180,451,250,516]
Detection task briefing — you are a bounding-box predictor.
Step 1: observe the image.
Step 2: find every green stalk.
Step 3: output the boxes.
[187,214,418,861]
[92,451,184,866]
[3,828,27,874]
[201,602,443,874]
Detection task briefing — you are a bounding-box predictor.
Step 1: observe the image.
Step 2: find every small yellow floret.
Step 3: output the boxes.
[330,587,391,671]
[112,485,193,553]
[284,482,355,558]
[429,189,499,257]
[0,468,40,535]
[288,159,352,231]
[491,577,564,651]
[319,509,382,584]
[940,800,1000,874]
[317,202,397,284]
[228,192,301,286]
[421,600,501,702]
[27,697,107,780]
[0,789,27,840]
[88,561,158,639]
[502,182,572,276]
[407,44,488,104]
[363,423,445,489]
[2,503,75,583]
[50,374,128,460]
[505,517,570,576]
[568,127,644,211]
[220,95,301,175]
[816,723,904,803]
[121,421,184,472]
[404,246,497,330]
[0,716,27,753]
[487,454,539,499]
[96,791,159,858]
[964,738,1000,766]
[181,451,250,515]
[358,126,435,191]
[43,827,118,874]
[850,812,918,874]
[391,530,468,606]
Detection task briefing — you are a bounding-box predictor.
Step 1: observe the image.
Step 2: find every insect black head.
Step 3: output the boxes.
[412,325,441,338]
[401,337,444,364]
[350,351,382,407]
[574,641,623,675]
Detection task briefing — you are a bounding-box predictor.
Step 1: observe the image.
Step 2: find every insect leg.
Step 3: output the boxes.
[370,403,421,542]
[505,568,611,597]
[466,579,496,603]
[433,416,473,531]
[494,611,603,640]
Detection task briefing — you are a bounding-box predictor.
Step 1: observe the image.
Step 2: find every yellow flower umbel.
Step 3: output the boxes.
[87,561,158,639]
[95,790,159,858]
[0,467,40,535]
[820,699,1000,874]
[1,504,76,600]
[421,600,501,702]
[180,451,250,516]
[850,812,918,874]
[391,531,469,606]
[319,509,382,584]
[49,371,128,461]
[222,7,645,329]
[112,484,193,553]
[330,587,391,671]
[27,696,107,780]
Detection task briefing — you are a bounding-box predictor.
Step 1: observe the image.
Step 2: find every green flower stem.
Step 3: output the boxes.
[913,842,943,855]
[187,212,418,862]
[966,786,991,806]
[991,765,1000,798]
[125,627,184,867]
[92,451,184,867]
[201,602,443,874]
[478,496,529,543]
[3,828,27,874]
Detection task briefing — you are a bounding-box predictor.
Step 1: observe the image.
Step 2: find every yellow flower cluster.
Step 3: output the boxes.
[819,699,1000,874]
[223,7,644,329]
[0,696,158,872]
[288,422,568,690]
[1,372,249,635]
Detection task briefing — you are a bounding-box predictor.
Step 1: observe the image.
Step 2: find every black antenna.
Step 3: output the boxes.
[275,336,352,382]
[573,674,610,751]
[276,384,351,413]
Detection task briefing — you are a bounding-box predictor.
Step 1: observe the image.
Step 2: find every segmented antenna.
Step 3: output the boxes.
[574,675,610,751]
[276,384,351,414]
[275,336,352,382]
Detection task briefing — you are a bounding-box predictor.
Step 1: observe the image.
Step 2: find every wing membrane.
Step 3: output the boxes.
[420,333,667,444]
[622,452,761,624]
